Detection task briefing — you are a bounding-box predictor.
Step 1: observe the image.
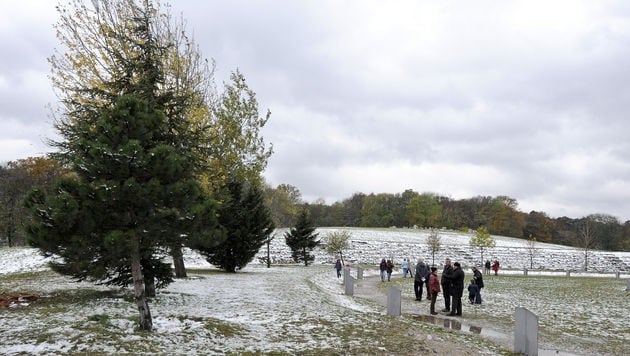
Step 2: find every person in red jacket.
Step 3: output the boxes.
[491,260,500,275]
[428,266,441,315]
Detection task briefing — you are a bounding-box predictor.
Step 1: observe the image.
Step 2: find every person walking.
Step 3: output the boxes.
[428,266,441,315]
[386,259,394,281]
[335,258,342,278]
[440,258,454,312]
[449,262,465,316]
[414,259,429,301]
[401,258,409,278]
[379,258,387,282]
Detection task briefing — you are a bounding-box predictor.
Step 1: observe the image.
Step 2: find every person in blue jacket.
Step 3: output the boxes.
[468,279,480,304]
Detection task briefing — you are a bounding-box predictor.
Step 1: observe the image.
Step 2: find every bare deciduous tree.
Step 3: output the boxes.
[579,217,596,271]
[427,228,442,266]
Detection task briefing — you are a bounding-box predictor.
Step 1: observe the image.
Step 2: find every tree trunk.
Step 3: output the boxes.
[266,239,271,268]
[583,248,589,271]
[131,236,152,331]
[172,244,187,278]
[144,274,156,298]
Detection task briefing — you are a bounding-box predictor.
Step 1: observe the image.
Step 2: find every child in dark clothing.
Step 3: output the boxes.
[467,279,481,304]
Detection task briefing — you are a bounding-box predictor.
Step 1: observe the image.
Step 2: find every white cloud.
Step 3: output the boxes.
[2,0,630,221]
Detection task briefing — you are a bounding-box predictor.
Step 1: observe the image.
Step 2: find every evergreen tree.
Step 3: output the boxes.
[195,180,274,272]
[49,0,219,279]
[285,210,320,266]
[25,95,220,331]
[28,0,230,331]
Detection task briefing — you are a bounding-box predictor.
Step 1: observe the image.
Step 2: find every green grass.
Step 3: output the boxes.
[384,273,629,355]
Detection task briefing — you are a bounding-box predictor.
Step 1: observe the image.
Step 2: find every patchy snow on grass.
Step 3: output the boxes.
[1,227,629,355]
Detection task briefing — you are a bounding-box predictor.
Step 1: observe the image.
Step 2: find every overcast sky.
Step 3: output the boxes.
[2,0,630,221]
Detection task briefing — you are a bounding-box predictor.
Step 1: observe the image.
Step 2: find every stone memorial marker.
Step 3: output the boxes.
[356,266,363,280]
[344,269,354,296]
[626,278,630,291]
[387,286,401,317]
[515,307,538,356]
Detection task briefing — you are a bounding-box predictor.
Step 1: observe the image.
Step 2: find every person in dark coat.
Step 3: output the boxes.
[386,259,394,281]
[414,259,430,301]
[448,261,465,316]
[440,258,454,312]
[472,266,484,302]
[484,260,491,275]
[379,258,387,282]
[335,258,342,278]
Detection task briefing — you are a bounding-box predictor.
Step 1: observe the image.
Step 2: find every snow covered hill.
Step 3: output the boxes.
[2,227,629,276]
[255,227,630,273]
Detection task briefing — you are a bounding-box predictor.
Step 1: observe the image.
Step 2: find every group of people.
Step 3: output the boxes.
[437,258,484,316]
[335,256,488,317]
[484,259,500,275]
[379,258,395,282]
[376,257,486,316]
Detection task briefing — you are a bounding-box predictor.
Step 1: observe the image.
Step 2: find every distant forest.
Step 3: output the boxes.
[2,159,628,252]
[265,185,630,252]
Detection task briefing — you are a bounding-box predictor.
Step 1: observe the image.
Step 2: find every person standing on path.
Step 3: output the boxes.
[386,259,394,281]
[428,266,441,315]
[335,258,342,278]
[401,258,409,278]
[379,258,387,282]
[449,262,465,316]
[414,259,429,301]
[484,260,491,275]
[440,258,454,312]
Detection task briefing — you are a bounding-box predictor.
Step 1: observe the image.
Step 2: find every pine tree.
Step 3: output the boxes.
[194,180,274,272]
[25,95,220,331]
[49,0,219,279]
[26,1,274,332]
[285,210,320,266]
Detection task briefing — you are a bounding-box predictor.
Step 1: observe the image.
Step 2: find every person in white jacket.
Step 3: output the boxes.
[401,258,409,278]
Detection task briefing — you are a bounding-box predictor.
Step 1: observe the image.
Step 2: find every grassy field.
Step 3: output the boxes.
[0,267,510,355]
[388,273,630,355]
[1,257,628,354]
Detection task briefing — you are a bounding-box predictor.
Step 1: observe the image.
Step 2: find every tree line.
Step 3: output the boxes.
[265,186,630,252]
